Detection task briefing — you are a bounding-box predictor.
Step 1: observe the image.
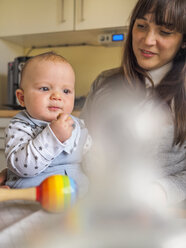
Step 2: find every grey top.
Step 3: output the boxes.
[80,68,186,205]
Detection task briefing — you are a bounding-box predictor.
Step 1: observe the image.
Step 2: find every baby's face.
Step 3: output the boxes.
[19,59,75,122]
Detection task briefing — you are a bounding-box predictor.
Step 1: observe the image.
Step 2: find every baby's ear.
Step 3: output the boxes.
[16,89,25,107]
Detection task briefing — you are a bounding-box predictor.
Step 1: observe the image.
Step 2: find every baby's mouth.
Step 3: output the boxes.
[48,106,63,111]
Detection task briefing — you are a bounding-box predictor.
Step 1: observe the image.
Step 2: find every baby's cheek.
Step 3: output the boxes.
[65,101,74,114]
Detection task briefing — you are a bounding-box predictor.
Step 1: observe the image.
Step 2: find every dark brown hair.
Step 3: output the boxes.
[122,0,186,145]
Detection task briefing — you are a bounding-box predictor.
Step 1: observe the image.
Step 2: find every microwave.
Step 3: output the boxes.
[6,56,31,109]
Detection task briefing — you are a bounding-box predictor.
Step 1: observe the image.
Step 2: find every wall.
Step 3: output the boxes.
[0,41,123,108]
[0,39,23,108]
[24,45,123,97]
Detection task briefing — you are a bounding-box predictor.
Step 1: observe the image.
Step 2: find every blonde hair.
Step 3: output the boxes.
[20,51,72,88]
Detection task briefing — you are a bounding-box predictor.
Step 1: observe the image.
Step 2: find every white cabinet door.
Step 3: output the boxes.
[0,0,74,36]
[75,0,137,30]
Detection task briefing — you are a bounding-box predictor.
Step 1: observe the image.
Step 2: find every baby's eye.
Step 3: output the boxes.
[63,89,70,94]
[40,87,49,91]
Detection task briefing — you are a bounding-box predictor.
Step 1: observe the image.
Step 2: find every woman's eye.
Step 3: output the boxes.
[160,30,172,36]
[137,23,146,29]
[63,89,70,94]
[40,87,49,91]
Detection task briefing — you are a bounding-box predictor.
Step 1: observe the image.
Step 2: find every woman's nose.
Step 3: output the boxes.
[144,30,157,46]
[50,92,62,101]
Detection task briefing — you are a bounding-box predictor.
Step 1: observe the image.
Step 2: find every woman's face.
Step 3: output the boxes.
[132,13,183,70]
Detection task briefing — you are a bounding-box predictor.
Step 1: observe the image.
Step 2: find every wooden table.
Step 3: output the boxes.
[0,110,20,118]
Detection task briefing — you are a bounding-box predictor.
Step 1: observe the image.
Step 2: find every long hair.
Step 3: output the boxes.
[122,0,186,145]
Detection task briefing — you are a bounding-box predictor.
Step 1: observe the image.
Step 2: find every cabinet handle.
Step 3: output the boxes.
[80,0,85,22]
[61,0,66,23]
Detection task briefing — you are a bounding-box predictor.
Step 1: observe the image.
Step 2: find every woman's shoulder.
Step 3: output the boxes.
[98,67,123,78]
[92,67,124,92]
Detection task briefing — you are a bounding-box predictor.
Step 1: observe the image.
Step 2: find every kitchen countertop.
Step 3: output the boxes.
[0,110,20,117]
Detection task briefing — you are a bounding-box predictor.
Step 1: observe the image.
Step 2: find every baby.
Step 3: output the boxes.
[4,52,91,197]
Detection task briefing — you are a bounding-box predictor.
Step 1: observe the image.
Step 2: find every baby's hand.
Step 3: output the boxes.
[50,114,74,143]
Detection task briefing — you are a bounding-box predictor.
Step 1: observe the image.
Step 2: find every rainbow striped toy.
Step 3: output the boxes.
[0,175,78,213]
[36,175,77,212]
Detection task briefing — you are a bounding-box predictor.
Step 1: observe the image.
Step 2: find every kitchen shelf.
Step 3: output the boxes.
[0,28,126,48]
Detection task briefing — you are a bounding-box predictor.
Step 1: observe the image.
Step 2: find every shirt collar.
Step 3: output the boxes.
[145,62,173,88]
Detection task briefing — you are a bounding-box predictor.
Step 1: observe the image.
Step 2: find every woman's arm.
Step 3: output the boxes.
[80,68,124,131]
[157,170,186,205]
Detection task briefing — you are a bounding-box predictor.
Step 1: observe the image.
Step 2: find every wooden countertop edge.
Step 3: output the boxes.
[0,110,80,118]
[0,110,20,117]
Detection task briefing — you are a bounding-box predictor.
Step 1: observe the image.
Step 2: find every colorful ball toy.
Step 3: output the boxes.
[0,175,78,213]
[36,175,77,212]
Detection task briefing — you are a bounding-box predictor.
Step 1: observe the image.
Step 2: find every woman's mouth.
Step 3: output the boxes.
[140,49,156,58]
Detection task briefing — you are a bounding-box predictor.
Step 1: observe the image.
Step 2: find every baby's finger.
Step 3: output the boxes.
[67,117,75,127]
[57,113,68,121]
[57,114,75,128]
[56,113,63,120]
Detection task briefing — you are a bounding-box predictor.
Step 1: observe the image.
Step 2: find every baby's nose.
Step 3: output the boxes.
[50,92,62,101]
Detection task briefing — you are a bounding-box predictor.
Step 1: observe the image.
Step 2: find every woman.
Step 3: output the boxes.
[80,0,186,206]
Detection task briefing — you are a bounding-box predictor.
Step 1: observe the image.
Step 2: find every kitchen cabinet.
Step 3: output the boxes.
[75,0,137,30]
[0,0,137,38]
[0,0,74,36]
